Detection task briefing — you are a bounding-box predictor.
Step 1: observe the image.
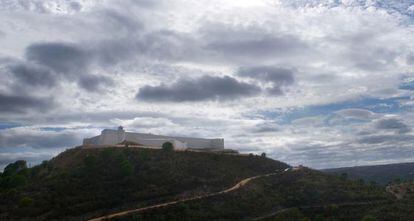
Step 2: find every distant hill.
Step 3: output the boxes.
[323,162,414,185]
[1,147,413,220]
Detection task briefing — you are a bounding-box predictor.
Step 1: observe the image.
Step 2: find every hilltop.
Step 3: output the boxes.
[0,147,288,220]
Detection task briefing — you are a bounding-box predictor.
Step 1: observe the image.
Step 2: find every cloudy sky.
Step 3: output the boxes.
[1,0,414,170]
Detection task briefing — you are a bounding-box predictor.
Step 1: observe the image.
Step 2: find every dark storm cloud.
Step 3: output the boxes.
[92,30,193,66]
[8,63,56,87]
[95,23,306,66]
[358,134,414,144]
[407,53,414,65]
[4,41,114,92]
[201,24,307,61]
[136,75,261,102]
[253,123,280,133]
[25,42,91,77]
[238,66,295,95]
[98,9,144,33]
[78,74,114,92]
[205,35,306,58]
[131,0,166,7]
[0,93,54,113]
[69,2,82,11]
[375,118,411,134]
[0,130,81,149]
[238,66,295,84]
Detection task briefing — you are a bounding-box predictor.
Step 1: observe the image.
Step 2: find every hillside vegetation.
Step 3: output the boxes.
[0,147,288,220]
[2,147,412,221]
[115,168,393,221]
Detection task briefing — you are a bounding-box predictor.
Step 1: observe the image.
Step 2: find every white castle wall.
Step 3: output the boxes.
[83,127,224,149]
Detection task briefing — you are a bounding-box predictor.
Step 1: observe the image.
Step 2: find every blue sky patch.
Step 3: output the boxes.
[399,80,414,91]
[0,122,21,130]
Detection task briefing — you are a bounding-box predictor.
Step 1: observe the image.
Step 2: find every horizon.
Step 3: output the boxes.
[1,0,414,170]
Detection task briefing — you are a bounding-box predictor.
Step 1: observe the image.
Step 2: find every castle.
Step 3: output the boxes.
[83,126,224,150]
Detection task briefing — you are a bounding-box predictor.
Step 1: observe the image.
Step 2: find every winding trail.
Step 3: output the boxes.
[88,170,284,221]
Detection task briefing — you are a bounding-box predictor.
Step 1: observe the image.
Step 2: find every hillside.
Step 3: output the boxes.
[0,147,289,220]
[323,162,414,185]
[1,147,412,220]
[113,168,394,221]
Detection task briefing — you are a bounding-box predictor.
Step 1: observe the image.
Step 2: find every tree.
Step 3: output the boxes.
[394,177,402,184]
[19,196,34,207]
[162,142,174,151]
[119,159,134,176]
[3,160,27,177]
[261,152,266,158]
[84,155,97,168]
[1,175,27,189]
[340,173,348,181]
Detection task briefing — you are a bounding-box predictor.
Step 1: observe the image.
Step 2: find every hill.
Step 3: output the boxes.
[0,147,288,220]
[1,147,412,220]
[323,162,414,185]
[112,168,396,221]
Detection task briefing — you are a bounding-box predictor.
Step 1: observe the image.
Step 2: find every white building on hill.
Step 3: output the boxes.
[83,126,224,150]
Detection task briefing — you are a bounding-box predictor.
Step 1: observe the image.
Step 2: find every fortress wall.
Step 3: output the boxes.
[83,129,223,149]
[83,135,100,145]
[98,130,117,145]
[124,134,164,147]
[123,134,187,149]
[209,138,225,149]
[125,132,223,149]
[176,137,216,149]
[97,129,126,145]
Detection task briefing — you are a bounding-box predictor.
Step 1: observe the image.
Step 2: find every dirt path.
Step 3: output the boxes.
[88,171,284,221]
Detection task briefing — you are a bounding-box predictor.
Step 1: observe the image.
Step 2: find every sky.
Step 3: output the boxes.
[1,0,414,170]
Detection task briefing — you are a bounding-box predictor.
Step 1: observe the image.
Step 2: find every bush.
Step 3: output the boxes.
[84,155,97,168]
[340,173,348,181]
[3,160,27,177]
[19,196,34,207]
[119,159,134,177]
[1,175,27,189]
[162,142,174,151]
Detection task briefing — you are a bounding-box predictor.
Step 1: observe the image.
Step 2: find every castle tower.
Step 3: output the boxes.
[117,126,126,143]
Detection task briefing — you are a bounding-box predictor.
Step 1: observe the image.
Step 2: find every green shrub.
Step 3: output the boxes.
[1,175,27,189]
[119,159,134,177]
[3,160,27,177]
[162,142,174,151]
[340,173,348,181]
[19,196,34,207]
[84,155,97,168]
